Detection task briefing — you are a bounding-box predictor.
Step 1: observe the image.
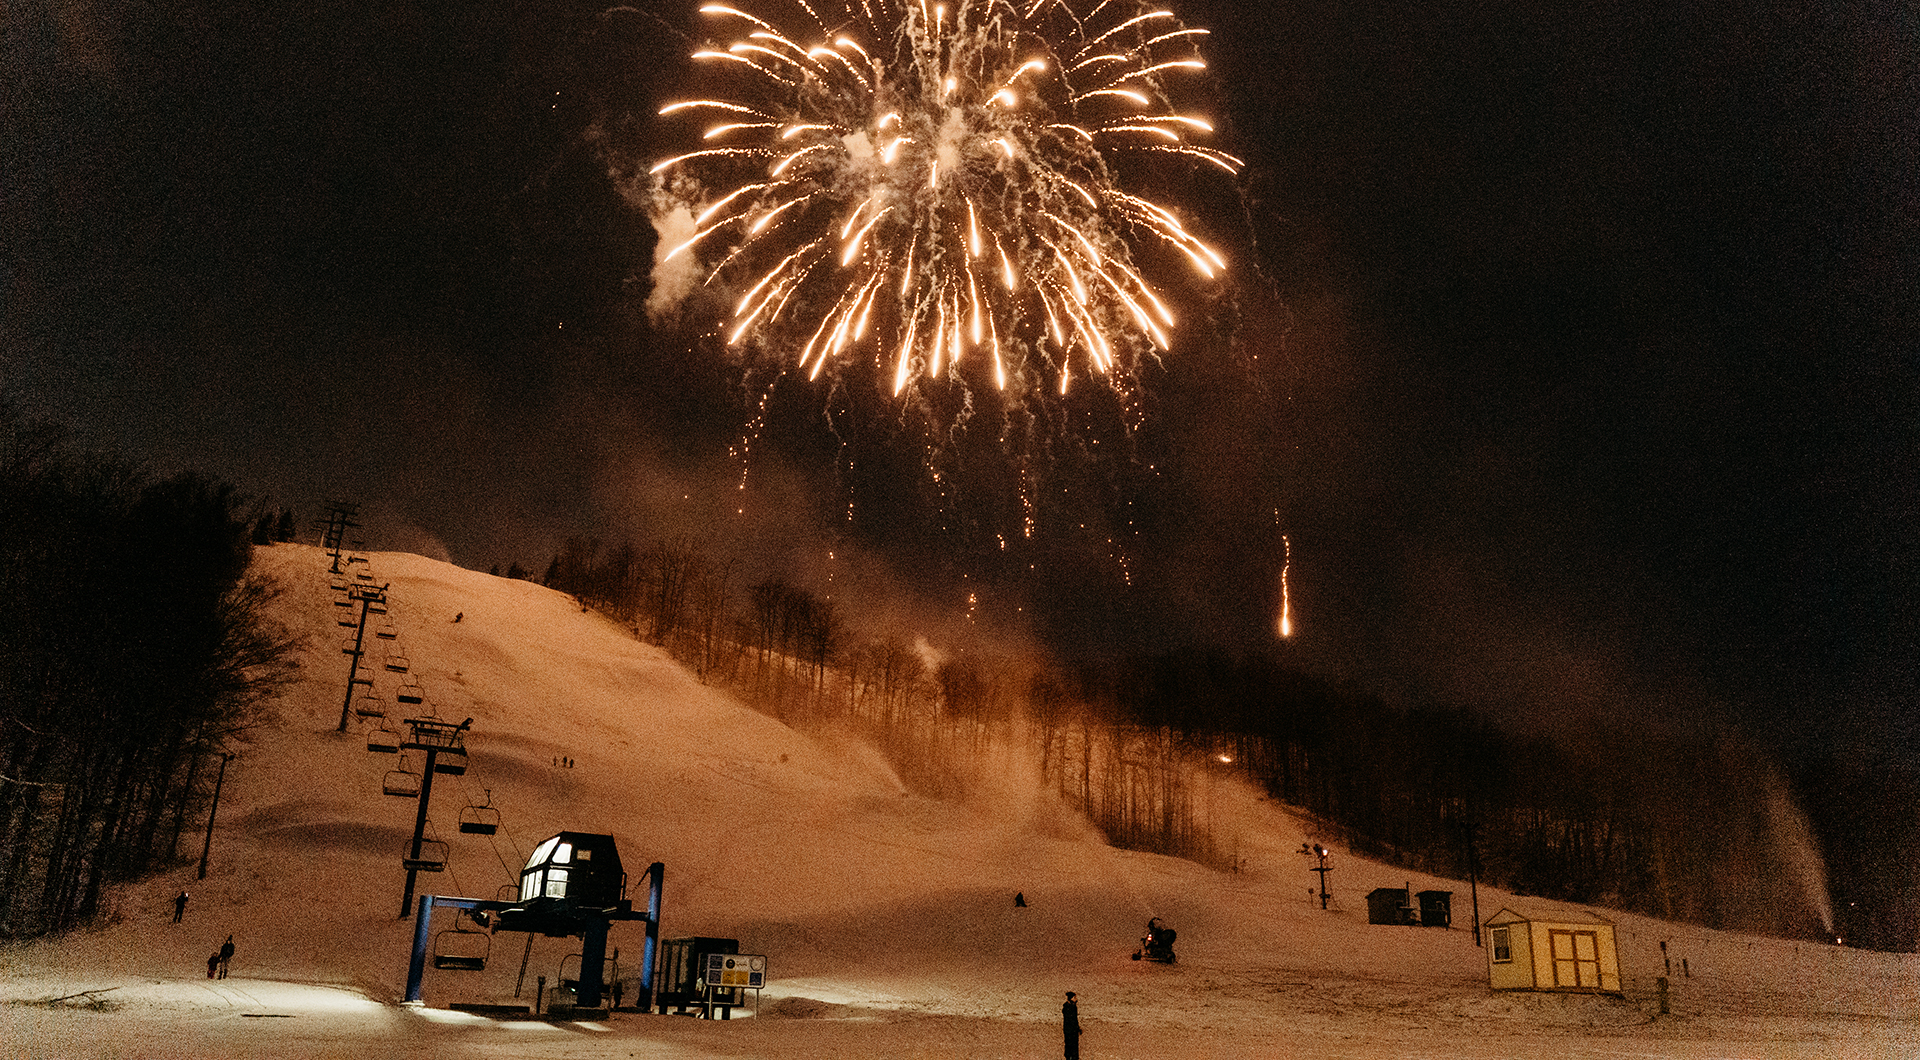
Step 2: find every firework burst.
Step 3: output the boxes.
[649,0,1240,418]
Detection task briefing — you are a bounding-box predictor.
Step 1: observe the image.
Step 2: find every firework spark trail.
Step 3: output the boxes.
[1277,530,1293,638]
[650,0,1240,423]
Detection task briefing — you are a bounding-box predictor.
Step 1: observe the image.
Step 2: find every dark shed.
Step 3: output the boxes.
[1417,890,1453,928]
[1366,887,1415,925]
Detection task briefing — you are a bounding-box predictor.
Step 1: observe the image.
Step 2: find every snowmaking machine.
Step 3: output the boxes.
[1132,917,1178,963]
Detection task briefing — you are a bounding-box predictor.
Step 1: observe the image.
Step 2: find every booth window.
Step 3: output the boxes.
[1491,927,1512,963]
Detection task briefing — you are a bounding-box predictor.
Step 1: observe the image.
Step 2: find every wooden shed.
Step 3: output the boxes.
[1484,906,1622,994]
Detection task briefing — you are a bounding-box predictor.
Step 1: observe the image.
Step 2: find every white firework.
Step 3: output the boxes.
[650,0,1240,411]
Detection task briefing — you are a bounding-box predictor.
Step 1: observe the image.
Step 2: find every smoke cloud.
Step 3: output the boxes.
[645,187,702,324]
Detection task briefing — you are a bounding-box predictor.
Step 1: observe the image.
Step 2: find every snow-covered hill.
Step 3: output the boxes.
[1,544,1913,1059]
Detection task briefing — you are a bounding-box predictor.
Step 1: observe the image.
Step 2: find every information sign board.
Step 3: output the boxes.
[703,952,767,990]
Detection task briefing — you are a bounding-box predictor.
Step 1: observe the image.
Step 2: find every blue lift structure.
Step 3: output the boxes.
[405,835,662,1011]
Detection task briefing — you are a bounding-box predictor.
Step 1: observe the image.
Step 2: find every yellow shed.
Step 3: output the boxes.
[1484,906,1622,994]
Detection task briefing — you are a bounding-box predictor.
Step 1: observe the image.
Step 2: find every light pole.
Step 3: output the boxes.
[1300,842,1333,909]
[197,752,234,880]
[1463,818,1483,946]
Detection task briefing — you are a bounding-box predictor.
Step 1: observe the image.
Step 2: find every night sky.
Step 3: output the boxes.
[5,2,1915,941]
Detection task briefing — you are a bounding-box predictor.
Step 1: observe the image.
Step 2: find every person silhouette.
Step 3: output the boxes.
[1062,991,1081,1059]
[171,891,189,923]
[217,935,234,979]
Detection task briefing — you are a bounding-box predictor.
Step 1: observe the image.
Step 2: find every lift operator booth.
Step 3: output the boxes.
[404,832,662,1010]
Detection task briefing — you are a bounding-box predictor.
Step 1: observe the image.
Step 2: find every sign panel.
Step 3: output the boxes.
[703,952,768,990]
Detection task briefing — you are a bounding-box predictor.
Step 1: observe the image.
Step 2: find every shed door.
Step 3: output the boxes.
[1548,929,1601,989]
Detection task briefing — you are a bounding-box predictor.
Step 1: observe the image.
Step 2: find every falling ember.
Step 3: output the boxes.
[648,0,1240,419]
[1277,532,1294,639]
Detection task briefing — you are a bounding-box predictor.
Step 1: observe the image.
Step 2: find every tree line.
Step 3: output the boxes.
[1075,650,1828,938]
[0,414,299,936]
[541,532,1836,941]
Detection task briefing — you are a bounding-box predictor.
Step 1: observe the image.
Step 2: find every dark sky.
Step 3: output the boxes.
[5,0,1916,936]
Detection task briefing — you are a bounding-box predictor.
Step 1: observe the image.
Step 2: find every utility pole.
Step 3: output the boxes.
[399,717,472,919]
[197,752,234,880]
[1300,842,1333,909]
[335,583,387,732]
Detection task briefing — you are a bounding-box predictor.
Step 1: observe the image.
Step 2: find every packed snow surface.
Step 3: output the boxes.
[3,546,1914,1058]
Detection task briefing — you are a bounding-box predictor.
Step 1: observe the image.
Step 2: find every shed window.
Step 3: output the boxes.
[544,868,569,898]
[1491,926,1512,963]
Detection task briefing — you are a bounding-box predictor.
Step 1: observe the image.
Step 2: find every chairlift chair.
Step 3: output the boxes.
[401,837,447,872]
[433,916,491,970]
[459,791,500,835]
[367,724,402,753]
[354,693,386,718]
[432,749,467,776]
[375,627,398,640]
[385,656,410,673]
[395,681,424,705]
[384,758,421,797]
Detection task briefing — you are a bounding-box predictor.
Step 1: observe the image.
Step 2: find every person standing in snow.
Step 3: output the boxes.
[1062,991,1081,1059]
[206,952,219,979]
[172,891,189,923]
[217,935,234,979]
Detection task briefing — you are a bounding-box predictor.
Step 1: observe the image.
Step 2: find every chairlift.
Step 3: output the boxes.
[368,723,402,754]
[338,618,359,628]
[375,627,398,640]
[556,952,619,1004]
[432,749,468,776]
[368,603,388,615]
[385,656,410,673]
[395,681,425,705]
[432,915,491,970]
[384,757,421,797]
[401,837,447,872]
[334,598,353,607]
[354,693,386,719]
[459,791,500,835]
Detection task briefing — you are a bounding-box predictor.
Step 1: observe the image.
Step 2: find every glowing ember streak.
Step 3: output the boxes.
[650,0,1238,414]
[1277,531,1294,638]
